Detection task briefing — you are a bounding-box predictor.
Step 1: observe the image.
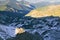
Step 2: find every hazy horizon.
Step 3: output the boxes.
[17,0,60,3]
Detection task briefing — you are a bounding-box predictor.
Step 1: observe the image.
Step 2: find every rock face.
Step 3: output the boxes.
[25,5,60,18]
[6,0,35,13]
[0,24,26,40]
[7,32,43,40]
[0,24,16,40]
[15,28,25,34]
[0,37,3,40]
[1,16,60,40]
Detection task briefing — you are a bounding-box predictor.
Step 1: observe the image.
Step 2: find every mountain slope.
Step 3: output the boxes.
[0,0,35,15]
[25,5,60,18]
[33,1,60,8]
[33,2,50,8]
[6,0,35,12]
[0,6,7,11]
[0,24,16,40]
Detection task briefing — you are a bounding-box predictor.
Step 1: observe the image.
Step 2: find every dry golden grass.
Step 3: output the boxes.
[0,5,7,11]
[25,5,60,18]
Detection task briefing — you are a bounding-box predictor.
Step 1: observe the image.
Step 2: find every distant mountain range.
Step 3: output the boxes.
[0,0,9,5]
[6,0,35,12]
[0,0,35,15]
[33,2,60,8]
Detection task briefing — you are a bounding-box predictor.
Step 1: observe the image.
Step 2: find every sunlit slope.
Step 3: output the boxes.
[0,5,7,11]
[25,5,60,18]
[15,28,25,34]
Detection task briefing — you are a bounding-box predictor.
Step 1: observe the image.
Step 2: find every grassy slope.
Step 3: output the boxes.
[25,5,60,18]
[0,5,7,11]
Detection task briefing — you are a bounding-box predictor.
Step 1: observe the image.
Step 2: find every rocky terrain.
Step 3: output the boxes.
[0,13,60,40]
[0,0,60,40]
